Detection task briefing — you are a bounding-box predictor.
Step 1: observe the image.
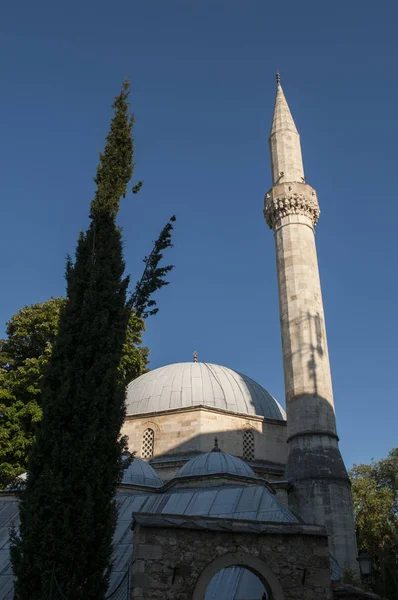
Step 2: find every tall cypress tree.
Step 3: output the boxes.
[11,81,136,600]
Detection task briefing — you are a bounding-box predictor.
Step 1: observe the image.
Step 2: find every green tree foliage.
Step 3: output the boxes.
[0,298,63,488]
[350,448,398,598]
[0,298,63,366]
[10,81,143,600]
[131,215,176,318]
[0,299,148,489]
[118,309,148,385]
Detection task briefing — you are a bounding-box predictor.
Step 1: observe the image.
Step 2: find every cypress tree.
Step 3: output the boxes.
[11,80,137,599]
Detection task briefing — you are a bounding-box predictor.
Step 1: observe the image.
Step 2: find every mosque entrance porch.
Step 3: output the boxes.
[130,514,333,600]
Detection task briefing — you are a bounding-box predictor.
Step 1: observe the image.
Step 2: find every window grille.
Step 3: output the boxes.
[243,430,255,461]
[142,428,154,459]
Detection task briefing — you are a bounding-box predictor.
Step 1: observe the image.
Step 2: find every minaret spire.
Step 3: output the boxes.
[264,76,358,572]
[269,75,305,186]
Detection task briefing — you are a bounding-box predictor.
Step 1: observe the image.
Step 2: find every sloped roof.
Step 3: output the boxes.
[0,484,297,598]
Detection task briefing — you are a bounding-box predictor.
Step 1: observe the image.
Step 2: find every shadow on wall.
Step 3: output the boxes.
[129,426,287,478]
[305,310,324,397]
[279,309,341,441]
[287,310,326,398]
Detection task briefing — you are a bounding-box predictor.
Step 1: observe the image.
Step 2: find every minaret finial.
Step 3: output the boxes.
[193,351,198,363]
[276,72,281,85]
[211,436,221,452]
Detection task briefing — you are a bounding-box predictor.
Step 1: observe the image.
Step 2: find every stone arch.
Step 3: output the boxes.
[140,420,161,435]
[192,552,285,600]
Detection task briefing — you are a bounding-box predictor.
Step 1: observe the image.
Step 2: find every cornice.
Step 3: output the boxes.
[125,403,287,426]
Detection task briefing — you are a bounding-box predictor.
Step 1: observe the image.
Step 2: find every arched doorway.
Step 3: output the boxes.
[192,552,284,600]
[204,566,269,599]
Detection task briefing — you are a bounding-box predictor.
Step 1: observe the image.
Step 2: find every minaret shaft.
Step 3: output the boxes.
[266,181,337,440]
[265,80,358,572]
[275,203,335,437]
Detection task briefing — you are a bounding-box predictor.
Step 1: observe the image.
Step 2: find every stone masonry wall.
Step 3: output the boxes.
[122,407,287,476]
[131,524,333,600]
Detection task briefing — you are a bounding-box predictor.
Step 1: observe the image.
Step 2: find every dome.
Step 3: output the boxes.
[175,449,257,479]
[126,362,286,420]
[122,457,162,487]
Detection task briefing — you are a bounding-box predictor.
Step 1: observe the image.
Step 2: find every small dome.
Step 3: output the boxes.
[4,472,27,491]
[175,449,256,479]
[126,362,286,420]
[122,457,162,488]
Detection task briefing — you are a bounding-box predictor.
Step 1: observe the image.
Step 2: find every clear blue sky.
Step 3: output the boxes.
[1,0,397,469]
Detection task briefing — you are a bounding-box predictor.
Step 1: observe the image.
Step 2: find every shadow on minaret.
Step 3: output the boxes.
[284,312,332,402]
[287,310,326,398]
[280,309,350,483]
[307,311,324,397]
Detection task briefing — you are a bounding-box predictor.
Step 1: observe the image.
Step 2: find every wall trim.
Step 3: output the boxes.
[287,430,339,443]
[125,404,287,425]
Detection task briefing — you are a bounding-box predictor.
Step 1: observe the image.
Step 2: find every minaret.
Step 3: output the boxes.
[264,74,358,571]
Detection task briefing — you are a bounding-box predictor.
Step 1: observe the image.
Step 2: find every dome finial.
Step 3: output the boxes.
[193,351,198,363]
[276,72,281,86]
[211,436,221,452]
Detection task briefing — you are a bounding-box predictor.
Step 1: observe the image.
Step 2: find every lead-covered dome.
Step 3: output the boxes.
[122,457,162,487]
[175,449,257,479]
[126,362,285,420]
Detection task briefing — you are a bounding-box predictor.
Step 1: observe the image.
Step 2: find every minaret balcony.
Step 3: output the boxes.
[264,181,320,230]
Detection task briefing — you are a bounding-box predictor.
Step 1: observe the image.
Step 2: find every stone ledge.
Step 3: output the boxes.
[125,403,287,425]
[333,584,387,600]
[162,472,276,493]
[132,512,327,537]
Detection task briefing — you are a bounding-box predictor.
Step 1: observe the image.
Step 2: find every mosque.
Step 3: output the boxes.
[0,77,366,600]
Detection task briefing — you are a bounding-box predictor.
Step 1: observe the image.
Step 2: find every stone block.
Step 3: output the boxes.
[133,559,146,573]
[132,573,168,590]
[136,544,163,560]
[308,568,332,587]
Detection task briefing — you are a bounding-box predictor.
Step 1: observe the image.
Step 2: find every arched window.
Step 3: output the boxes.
[142,428,154,459]
[243,430,255,461]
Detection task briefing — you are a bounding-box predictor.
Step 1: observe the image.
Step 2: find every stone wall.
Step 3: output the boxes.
[122,406,287,480]
[289,477,358,573]
[131,521,333,600]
